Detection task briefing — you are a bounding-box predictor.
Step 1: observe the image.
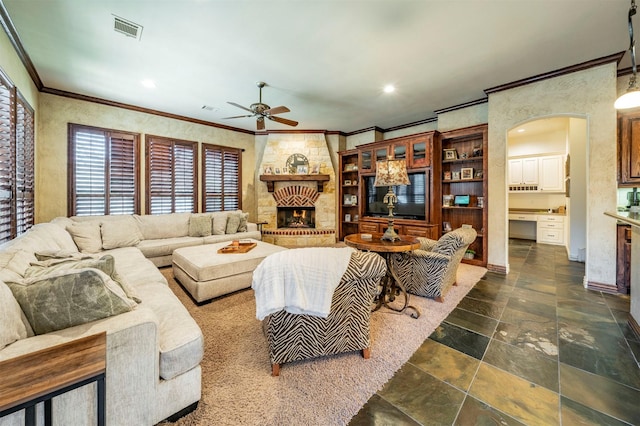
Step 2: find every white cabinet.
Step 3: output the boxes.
[508,155,565,192]
[539,155,564,192]
[508,158,539,191]
[537,214,564,245]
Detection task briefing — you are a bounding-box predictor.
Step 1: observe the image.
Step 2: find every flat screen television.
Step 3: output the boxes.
[363,172,426,220]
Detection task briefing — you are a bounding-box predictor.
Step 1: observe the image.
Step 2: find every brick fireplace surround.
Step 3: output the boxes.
[257,134,336,247]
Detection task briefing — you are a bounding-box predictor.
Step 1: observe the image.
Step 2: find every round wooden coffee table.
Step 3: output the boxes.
[344,233,421,318]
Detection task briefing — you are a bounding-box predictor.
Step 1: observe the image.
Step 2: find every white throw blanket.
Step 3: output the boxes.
[252,247,355,320]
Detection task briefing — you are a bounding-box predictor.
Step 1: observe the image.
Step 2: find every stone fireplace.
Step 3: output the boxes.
[257,133,336,247]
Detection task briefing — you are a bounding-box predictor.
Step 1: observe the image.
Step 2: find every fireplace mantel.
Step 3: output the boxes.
[259,174,330,193]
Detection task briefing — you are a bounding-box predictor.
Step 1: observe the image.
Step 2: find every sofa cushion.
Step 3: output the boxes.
[188,214,212,237]
[8,268,136,335]
[66,222,103,253]
[101,217,143,250]
[136,237,203,259]
[134,213,191,240]
[0,281,28,349]
[237,212,249,232]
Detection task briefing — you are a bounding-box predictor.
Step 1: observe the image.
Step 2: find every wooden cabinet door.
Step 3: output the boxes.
[359,149,373,172]
[359,221,379,233]
[619,111,640,185]
[409,139,430,168]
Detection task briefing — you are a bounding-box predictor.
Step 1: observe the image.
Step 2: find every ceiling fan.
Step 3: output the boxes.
[224,81,298,130]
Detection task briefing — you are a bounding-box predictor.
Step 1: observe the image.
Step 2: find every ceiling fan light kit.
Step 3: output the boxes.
[224,81,299,130]
[616,0,640,109]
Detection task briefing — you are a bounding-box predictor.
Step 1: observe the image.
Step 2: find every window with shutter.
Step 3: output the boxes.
[0,69,34,243]
[68,124,139,216]
[202,143,242,212]
[146,136,196,214]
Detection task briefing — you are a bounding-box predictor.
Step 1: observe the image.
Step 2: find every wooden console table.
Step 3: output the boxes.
[0,332,107,425]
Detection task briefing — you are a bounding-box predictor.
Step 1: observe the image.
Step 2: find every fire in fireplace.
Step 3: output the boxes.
[277,207,315,228]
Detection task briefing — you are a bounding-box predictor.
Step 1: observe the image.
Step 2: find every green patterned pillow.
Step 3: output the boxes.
[237,213,249,232]
[8,268,136,335]
[25,255,141,304]
[225,213,241,234]
[188,214,212,237]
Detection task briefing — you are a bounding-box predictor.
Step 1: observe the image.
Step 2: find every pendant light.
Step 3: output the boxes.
[616,0,640,109]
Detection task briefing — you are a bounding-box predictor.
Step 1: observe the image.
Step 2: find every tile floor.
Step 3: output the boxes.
[350,239,640,425]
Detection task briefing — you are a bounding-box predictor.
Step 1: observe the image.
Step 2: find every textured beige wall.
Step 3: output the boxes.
[0,29,38,108]
[488,64,617,286]
[37,93,255,223]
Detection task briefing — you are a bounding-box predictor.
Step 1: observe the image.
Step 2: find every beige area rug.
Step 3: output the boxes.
[162,263,487,426]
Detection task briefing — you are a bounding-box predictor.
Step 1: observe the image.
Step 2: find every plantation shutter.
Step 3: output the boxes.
[69,124,139,216]
[15,94,34,235]
[0,73,15,242]
[202,144,241,212]
[146,136,196,214]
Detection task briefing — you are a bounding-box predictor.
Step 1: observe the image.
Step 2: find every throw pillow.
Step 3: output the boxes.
[225,213,241,234]
[188,214,212,237]
[24,255,142,304]
[0,281,28,349]
[8,268,136,335]
[101,218,142,250]
[66,222,103,253]
[211,212,228,235]
[237,212,249,233]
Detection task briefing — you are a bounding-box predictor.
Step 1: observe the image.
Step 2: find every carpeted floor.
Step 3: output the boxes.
[161,263,487,426]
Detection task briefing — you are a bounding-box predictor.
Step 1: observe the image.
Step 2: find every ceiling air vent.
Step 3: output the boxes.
[113,15,143,40]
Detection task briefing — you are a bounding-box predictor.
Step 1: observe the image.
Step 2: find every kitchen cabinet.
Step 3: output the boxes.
[618,110,640,186]
[539,155,564,192]
[508,155,564,192]
[508,158,539,190]
[536,214,564,245]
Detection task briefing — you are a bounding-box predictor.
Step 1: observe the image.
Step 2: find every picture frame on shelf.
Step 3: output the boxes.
[353,214,359,222]
[461,167,474,180]
[344,179,352,186]
[443,221,452,232]
[444,148,458,160]
[452,171,461,180]
[472,146,483,157]
[274,167,281,175]
[296,165,309,175]
[263,165,273,175]
[443,171,452,180]
[344,163,358,172]
[345,214,351,222]
[343,194,357,206]
[311,163,320,174]
[475,169,483,178]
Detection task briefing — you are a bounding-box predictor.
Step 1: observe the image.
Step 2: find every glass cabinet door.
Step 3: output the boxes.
[392,143,407,160]
[359,149,373,172]
[375,147,388,163]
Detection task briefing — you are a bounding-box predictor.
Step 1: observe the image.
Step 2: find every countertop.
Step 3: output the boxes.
[509,209,566,216]
[605,211,640,228]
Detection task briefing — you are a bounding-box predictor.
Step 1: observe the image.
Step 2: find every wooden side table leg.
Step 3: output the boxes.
[25,405,36,426]
[97,375,106,426]
[44,399,52,426]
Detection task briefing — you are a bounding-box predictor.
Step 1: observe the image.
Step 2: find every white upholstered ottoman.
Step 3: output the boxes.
[172,239,287,303]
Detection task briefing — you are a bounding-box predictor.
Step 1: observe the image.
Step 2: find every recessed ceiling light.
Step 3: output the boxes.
[141,79,156,89]
[383,84,395,93]
[517,128,525,133]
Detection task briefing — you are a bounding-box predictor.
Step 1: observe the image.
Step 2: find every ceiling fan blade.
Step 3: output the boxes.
[227,101,254,114]
[264,105,290,115]
[222,114,253,119]
[257,117,265,131]
[268,115,299,127]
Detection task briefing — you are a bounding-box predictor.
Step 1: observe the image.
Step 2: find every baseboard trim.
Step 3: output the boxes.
[487,264,507,274]
[586,281,619,294]
[629,315,640,340]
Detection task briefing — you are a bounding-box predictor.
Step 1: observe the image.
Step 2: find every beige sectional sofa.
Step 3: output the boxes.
[0,211,259,425]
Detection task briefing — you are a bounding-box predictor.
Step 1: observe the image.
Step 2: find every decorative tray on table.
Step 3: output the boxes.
[217,241,257,254]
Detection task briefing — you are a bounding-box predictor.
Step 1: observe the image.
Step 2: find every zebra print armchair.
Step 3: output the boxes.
[389,227,477,302]
[263,250,386,376]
